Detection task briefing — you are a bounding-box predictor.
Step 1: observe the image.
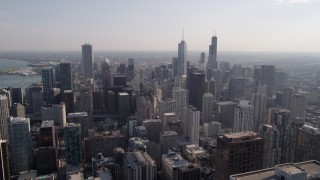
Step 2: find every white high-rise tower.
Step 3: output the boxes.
[177,30,187,75]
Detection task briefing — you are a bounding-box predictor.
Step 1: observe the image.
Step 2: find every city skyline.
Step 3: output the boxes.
[0,0,320,52]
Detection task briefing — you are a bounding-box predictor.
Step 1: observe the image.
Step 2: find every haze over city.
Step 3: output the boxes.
[1,0,320,52]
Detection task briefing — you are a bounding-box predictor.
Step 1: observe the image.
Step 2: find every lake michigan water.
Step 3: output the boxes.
[0,59,41,89]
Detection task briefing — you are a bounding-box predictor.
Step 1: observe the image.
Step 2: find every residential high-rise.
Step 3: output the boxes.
[64,123,82,165]
[172,87,187,119]
[8,117,33,175]
[41,67,56,104]
[294,124,320,162]
[252,84,267,131]
[0,140,10,180]
[206,33,218,70]
[258,124,281,168]
[260,65,275,97]
[162,151,200,180]
[0,95,9,140]
[202,93,214,123]
[160,131,179,154]
[282,87,294,110]
[215,132,264,180]
[203,121,221,137]
[82,43,94,79]
[158,99,177,120]
[184,105,200,144]
[177,37,187,76]
[234,101,254,133]
[123,151,157,180]
[290,93,306,124]
[59,63,72,90]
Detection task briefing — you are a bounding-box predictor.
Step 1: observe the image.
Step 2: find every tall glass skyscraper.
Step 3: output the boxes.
[81,43,94,79]
[177,38,187,76]
[207,33,218,70]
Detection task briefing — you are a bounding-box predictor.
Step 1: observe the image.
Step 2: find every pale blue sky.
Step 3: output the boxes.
[0,0,319,52]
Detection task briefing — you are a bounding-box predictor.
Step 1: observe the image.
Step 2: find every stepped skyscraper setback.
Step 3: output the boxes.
[207,31,218,70]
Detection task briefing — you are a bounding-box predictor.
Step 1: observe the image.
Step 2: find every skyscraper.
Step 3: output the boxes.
[189,72,205,111]
[234,101,254,133]
[8,117,33,175]
[101,58,112,107]
[0,95,9,140]
[215,132,264,180]
[202,93,214,123]
[282,87,294,110]
[59,63,72,90]
[206,33,218,70]
[65,123,82,165]
[258,124,281,168]
[290,93,306,124]
[81,43,94,79]
[199,52,205,70]
[177,36,187,76]
[123,151,157,180]
[260,65,275,97]
[184,105,200,144]
[41,67,56,104]
[172,87,187,119]
[0,140,10,180]
[252,84,267,131]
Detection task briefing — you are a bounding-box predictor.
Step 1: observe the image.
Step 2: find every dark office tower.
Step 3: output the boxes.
[207,32,218,70]
[189,72,205,111]
[228,78,245,100]
[253,66,261,86]
[118,92,131,123]
[11,87,23,104]
[252,84,267,131]
[282,87,294,110]
[127,58,135,81]
[216,101,236,129]
[101,58,112,107]
[82,43,94,79]
[59,63,72,90]
[212,69,223,100]
[202,93,214,123]
[177,36,187,75]
[268,108,291,163]
[68,112,90,138]
[39,120,56,147]
[0,95,9,140]
[113,75,127,87]
[76,92,93,113]
[215,132,264,180]
[0,140,10,180]
[199,52,205,70]
[36,147,57,175]
[62,90,74,114]
[294,124,320,162]
[49,88,61,104]
[9,103,24,118]
[25,84,42,114]
[8,117,33,175]
[42,67,56,105]
[258,124,281,168]
[172,57,179,77]
[260,65,275,97]
[275,91,283,107]
[65,123,82,165]
[117,63,126,75]
[143,119,162,143]
[92,91,103,111]
[108,91,116,114]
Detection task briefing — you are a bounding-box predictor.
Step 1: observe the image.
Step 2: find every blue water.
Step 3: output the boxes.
[0,59,41,89]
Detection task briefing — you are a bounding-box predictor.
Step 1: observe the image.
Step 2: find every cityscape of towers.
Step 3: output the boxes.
[0,29,319,180]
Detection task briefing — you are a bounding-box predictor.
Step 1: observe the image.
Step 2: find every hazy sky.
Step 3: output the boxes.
[0,0,320,52]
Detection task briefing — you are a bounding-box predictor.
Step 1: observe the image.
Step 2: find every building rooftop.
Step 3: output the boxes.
[230,160,320,180]
[222,131,261,143]
[162,151,189,169]
[41,120,54,128]
[217,101,236,106]
[68,112,88,118]
[143,119,161,123]
[162,131,178,136]
[163,112,177,116]
[118,92,129,96]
